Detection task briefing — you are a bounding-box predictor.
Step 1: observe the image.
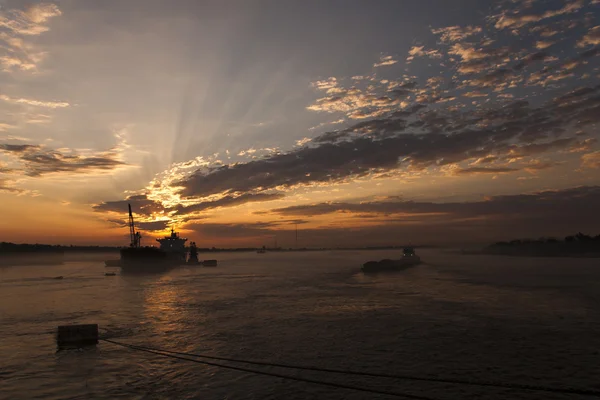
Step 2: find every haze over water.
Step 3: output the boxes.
[1,250,599,399]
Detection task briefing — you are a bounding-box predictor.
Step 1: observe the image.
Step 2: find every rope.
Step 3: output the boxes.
[101,338,600,398]
[101,339,438,400]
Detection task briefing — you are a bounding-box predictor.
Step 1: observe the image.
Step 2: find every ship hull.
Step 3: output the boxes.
[361,256,421,273]
[119,247,181,273]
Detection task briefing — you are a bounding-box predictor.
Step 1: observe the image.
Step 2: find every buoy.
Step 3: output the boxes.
[56,324,99,347]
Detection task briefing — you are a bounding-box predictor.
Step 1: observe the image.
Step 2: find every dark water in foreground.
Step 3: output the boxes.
[1,250,599,399]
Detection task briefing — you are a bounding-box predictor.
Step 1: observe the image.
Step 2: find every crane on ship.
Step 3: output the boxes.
[128,203,142,248]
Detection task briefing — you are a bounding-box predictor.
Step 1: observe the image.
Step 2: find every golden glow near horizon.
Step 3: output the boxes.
[0,1,599,246]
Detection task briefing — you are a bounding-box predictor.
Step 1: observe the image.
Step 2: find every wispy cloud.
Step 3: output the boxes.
[373,55,397,67]
[431,25,482,43]
[0,3,61,72]
[494,0,584,30]
[581,151,600,169]
[406,46,442,63]
[0,95,70,108]
[577,25,600,47]
[0,143,125,177]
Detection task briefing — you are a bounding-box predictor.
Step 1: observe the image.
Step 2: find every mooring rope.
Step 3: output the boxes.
[101,338,600,398]
[101,338,438,399]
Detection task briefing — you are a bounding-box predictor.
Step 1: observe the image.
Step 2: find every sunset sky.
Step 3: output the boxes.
[0,0,599,247]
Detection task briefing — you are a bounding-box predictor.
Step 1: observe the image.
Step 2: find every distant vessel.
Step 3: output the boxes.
[0,242,64,266]
[257,246,266,254]
[187,242,200,265]
[119,204,180,273]
[361,247,422,273]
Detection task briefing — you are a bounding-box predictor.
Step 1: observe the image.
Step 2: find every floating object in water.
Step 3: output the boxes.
[105,272,117,276]
[56,324,98,347]
[202,259,218,267]
[362,247,421,273]
[53,276,64,279]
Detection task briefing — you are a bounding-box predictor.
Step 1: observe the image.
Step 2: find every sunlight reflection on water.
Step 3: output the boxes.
[1,249,599,399]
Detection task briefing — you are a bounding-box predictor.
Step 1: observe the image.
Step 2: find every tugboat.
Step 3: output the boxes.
[361,247,422,273]
[119,204,180,273]
[187,242,200,265]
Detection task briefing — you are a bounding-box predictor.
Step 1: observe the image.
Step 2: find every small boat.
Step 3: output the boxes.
[362,247,421,273]
[186,242,201,265]
[202,259,218,267]
[105,272,117,276]
[257,246,266,254]
[53,276,64,280]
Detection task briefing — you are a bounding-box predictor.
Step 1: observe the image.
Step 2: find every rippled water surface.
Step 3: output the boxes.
[1,250,599,399]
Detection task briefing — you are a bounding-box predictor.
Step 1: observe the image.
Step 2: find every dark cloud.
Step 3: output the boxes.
[0,143,124,177]
[185,188,600,246]
[173,192,284,215]
[184,222,279,239]
[106,218,170,232]
[455,166,518,175]
[0,144,39,153]
[93,194,164,216]
[176,85,600,199]
[270,186,600,221]
[137,220,171,231]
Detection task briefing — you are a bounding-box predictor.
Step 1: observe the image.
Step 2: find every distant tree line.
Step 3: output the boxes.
[0,242,120,253]
[492,232,600,246]
[486,233,600,257]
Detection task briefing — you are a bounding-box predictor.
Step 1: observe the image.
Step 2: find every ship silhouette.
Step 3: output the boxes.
[119,204,186,273]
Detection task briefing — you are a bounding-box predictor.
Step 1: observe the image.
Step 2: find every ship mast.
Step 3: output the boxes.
[128,203,141,248]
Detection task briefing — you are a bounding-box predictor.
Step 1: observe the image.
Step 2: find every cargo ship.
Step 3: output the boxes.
[119,204,185,273]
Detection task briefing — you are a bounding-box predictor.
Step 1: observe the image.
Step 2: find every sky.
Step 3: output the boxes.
[0,0,599,247]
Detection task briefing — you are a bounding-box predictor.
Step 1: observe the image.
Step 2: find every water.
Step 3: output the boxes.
[1,250,599,399]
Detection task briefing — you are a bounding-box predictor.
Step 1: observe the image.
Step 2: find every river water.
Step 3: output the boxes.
[1,249,599,399]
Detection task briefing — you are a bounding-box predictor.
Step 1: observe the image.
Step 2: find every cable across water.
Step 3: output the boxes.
[101,338,600,398]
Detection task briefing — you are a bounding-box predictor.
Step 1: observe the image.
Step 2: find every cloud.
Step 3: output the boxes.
[373,55,397,67]
[0,3,62,35]
[0,95,70,108]
[93,194,165,216]
[137,220,171,231]
[406,46,442,63]
[581,151,600,169]
[0,143,125,177]
[174,82,600,199]
[0,3,61,72]
[113,0,600,223]
[431,25,482,43]
[270,186,600,221]
[535,40,556,49]
[577,26,600,47]
[454,166,518,175]
[173,192,285,215]
[494,0,584,30]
